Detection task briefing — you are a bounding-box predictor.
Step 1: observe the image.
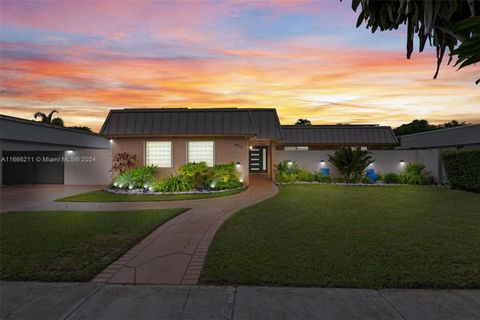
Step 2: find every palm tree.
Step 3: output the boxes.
[328,147,374,183]
[34,110,64,126]
[295,119,312,126]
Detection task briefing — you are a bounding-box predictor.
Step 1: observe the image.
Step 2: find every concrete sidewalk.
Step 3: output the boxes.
[1,282,479,320]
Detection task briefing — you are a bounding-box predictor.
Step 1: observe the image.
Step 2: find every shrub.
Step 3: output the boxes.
[297,169,315,182]
[315,173,332,183]
[442,149,480,193]
[111,152,137,175]
[383,173,400,184]
[335,176,345,183]
[209,162,242,190]
[399,163,432,185]
[276,172,298,183]
[179,162,212,187]
[328,147,374,183]
[113,170,137,189]
[361,176,373,184]
[153,174,193,192]
[133,165,157,188]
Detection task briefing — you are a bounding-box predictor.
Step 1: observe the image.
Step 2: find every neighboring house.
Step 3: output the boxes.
[397,124,480,150]
[278,125,398,150]
[100,108,398,185]
[0,114,111,185]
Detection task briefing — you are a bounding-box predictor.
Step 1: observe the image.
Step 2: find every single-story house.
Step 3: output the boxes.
[397,124,480,150]
[100,108,398,185]
[0,114,112,185]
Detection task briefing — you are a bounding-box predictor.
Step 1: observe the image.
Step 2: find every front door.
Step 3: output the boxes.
[249,146,268,173]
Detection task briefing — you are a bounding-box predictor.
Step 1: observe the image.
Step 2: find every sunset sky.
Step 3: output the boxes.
[1,0,479,132]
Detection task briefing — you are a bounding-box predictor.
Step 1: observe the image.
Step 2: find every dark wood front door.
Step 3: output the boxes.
[249,146,267,173]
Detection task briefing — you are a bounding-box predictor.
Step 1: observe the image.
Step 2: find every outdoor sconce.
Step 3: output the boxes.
[400,160,405,164]
[320,159,325,164]
[109,139,114,143]
[249,145,253,150]
[65,150,74,154]
[236,161,241,168]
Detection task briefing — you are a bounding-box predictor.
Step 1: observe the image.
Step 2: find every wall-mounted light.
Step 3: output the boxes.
[400,160,405,164]
[65,150,74,154]
[109,139,114,143]
[249,145,253,150]
[236,161,241,168]
[320,160,325,165]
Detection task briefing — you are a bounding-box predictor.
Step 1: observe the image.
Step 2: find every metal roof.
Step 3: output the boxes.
[397,124,480,149]
[0,114,111,149]
[100,108,283,140]
[280,125,398,145]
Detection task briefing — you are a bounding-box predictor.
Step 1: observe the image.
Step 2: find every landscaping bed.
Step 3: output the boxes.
[57,187,245,202]
[0,208,186,281]
[202,184,480,289]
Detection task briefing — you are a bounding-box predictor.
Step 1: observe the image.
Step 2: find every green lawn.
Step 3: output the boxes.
[202,184,480,289]
[0,208,185,281]
[56,188,245,202]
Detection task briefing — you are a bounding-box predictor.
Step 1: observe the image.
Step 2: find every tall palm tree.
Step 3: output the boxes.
[34,110,64,126]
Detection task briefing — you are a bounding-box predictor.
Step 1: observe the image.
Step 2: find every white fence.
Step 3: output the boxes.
[276,149,445,183]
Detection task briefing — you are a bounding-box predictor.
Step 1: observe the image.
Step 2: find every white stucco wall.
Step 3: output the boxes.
[64,148,112,185]
[276,149,443,183]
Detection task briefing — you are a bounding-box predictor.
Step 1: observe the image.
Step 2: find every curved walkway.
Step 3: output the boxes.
[91,175,278,285]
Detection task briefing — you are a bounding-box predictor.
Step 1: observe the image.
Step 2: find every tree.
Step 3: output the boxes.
[442,120,468,128]
[393,119,437,136]
[328,147,374,183]
[351,0,480,84]
[34,110,64,126]
[295,119,312,125]
[70,126,93,132]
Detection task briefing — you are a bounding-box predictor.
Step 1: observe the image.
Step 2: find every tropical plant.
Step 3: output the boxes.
[295,118,312,126]
[113,170,137,189]
[328,147,374,183]
[383,172,400,184]
[351,0,480,84]
[315,173,332,183]
[276,172,298,183]
[133,165,157,188]
[111,152,137,175]
[399,163,432,185]
[153,174,193,192]
[34,110,64,126]
[361,176,373,184]
[209,162,242,190]
[275,160,300,175]
[297,169,315,182]
[179,162,212,187]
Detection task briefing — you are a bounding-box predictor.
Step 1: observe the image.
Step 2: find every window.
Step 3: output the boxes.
[187,141,214,166]
[284,146,309,151]
[145,141,172,167]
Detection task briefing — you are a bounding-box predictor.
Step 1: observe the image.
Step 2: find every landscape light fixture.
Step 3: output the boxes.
[287,160,292,166]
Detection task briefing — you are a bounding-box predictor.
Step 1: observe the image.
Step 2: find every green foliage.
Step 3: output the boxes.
[383,173,400,184]
[297,169,315,182]
[295,119,312,125]
[361,176,373,184]
[328,147,374,183]
[335,176,345,183]
[394,119,437,136]
[315,173,332,183]
[399,163,432,185]
[352,0,480,84]
[113,165,157,189]
[179,162,212,187]
[442,149,480,193]
[276,172,298,183]
[210,162,242,190]
[275,160,300,183]
[153,174,193,192]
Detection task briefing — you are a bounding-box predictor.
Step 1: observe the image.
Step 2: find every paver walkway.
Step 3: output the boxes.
[2,282,479,320]
[91,175,278,285]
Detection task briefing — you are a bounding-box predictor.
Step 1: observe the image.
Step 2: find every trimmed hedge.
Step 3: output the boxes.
[441,149,480,193]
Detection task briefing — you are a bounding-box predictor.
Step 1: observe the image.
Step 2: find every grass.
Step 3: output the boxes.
[56,188,245,202]
[0,208,186,281]
[202,184,480,289]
